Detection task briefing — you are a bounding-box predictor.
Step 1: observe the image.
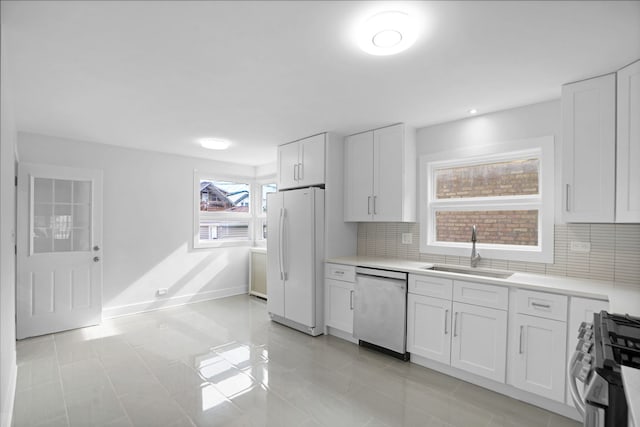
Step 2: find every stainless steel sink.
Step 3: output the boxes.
[424,265,513,279]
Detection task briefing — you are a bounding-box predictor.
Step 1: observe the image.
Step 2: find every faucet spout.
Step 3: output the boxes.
[470,225,481,267]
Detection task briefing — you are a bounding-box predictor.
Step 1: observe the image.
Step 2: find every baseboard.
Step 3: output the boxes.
[410,354,581,421]
[1,355,17,427]
[103,285,248,318]
[326,326,358,344]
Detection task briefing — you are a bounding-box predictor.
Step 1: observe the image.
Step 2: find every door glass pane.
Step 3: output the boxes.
[34,203,53,228]
[73,181,91,204]
[33,177,91,253]
[54,179,72,203]
[34,178,53,203]
[73,205,90,228]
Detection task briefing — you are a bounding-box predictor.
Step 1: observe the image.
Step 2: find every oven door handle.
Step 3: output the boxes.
[568,351,586,418]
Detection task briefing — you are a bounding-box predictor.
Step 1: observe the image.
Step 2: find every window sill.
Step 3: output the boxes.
[194,241,253,249]
[421,243,553,264]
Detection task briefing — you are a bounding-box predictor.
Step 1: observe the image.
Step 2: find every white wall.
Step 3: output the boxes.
[417,99,563,221]
[18,133,256,317]
[0,17,18,427]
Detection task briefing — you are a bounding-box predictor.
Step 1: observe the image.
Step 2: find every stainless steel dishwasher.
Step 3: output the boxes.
[353,267,409,360]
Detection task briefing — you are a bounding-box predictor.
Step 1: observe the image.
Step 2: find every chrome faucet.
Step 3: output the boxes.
[471,225,481,268]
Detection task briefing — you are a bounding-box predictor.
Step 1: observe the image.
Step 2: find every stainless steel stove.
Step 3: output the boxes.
[569,311,640,427]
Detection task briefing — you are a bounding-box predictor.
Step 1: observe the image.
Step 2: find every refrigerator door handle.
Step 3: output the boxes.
[279,208,286,281]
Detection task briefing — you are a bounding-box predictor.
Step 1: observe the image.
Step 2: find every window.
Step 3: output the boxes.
[256,182,277,241]
[194,173,252,248]
[420,136,554,263]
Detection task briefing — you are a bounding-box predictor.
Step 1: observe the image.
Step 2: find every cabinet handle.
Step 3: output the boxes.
[444,309,449,335]
[531,301,551,309]
[350,290,354,310]
[566,184,570,212]
[373,195,377,215]
[453,312,458,337]
[519,325,524,354]
[294,164,298,181]
[367,196,372,215]
[298,163,303,180]
[334,270,344,275]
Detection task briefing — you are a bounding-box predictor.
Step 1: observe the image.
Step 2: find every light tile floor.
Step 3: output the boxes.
[13,295,581,427]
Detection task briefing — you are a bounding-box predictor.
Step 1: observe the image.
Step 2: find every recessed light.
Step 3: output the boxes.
[358,11,418,56]
[469,109,478,115]
[199,138,231,150]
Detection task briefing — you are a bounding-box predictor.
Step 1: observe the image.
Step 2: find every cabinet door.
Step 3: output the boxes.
[325,279,354,334]
[299,134,325,187]
[373,124,404,221]
[407,294,452,364]
[562,74,616,222]
[278,142,300,190]
[451,302,507,383]
[510,314,567,402]
[616,60,640,222]
[344,131,374,221]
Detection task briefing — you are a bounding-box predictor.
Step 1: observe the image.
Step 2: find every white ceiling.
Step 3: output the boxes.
[3,1,640,166]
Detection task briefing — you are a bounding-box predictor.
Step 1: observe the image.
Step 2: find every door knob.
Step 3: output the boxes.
[93,256,100,262]
[93,245,100,251]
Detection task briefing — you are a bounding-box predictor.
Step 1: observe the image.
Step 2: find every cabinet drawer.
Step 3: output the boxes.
[325,263,356,282]
[516,290,567,321]
[409,274,453,299]
[453,280,508,310]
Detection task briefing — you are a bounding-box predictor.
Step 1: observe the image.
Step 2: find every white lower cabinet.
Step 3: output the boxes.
[407,294,452,364]
[408,275,508,383]
[324,263,356,336]
[450,301,508,383]
[325,278,354,334]
[509,313,567,402]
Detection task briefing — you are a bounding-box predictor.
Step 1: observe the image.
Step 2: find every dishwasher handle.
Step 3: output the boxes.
[355,267,406,281]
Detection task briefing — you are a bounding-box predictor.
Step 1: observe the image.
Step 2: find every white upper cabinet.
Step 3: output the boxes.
[344,123,416,222]
[562,73,616,223]
[278,133,325,190]
[562,58,640,223]
[616,60,640,223]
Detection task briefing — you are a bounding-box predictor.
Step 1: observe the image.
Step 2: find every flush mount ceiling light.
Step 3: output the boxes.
[358,10,418,56]
[469,109,478,115]
[199,138,231,150]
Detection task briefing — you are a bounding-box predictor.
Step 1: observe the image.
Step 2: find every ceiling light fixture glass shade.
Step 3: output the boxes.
[358,11,418,56]
[199,138,231,150]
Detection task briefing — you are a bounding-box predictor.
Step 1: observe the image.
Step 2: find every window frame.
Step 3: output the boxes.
[419,136,554,263]
[193,170,253,249]
[254,177,277,244]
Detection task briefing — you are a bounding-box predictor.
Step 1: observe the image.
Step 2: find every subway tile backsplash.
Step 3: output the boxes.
[356,223,640,287]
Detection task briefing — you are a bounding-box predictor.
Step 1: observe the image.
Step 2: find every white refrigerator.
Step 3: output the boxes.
[266,187,324,336]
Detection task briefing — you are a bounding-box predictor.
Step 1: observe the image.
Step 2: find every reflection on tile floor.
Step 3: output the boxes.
[12,295,581,427]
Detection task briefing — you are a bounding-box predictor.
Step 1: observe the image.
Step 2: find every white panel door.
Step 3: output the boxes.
[282,188,315,327]
[510,314,567,402]
[373,124,404,222]
[17,163,102,339]
[325,278,354,334]
[451,302,507,383]
[299,134,325,187]
[266,192,284,317]
[277,142,300,190]
[562,74,616,222]
[407,294,452,364]
[344,131,374,221]
[616,59,640,222]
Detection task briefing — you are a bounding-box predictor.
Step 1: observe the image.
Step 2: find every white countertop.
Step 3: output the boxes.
[326,256,640,315]
[623,366,640,427]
